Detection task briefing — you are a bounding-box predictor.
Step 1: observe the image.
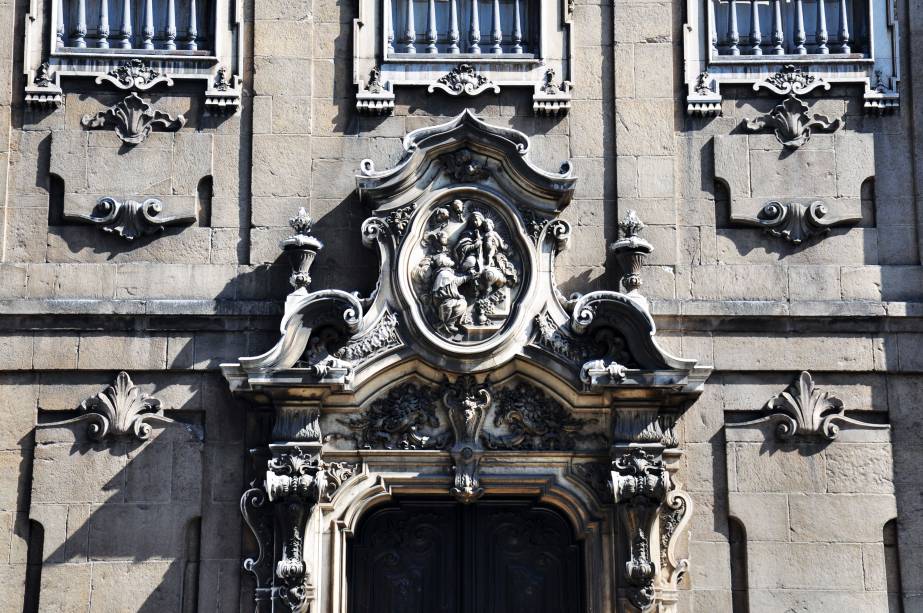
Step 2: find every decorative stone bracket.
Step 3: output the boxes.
[69,196,196,240]
[609,407,691,613]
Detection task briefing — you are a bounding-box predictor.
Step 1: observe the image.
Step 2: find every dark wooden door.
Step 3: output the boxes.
[348,499,584,613]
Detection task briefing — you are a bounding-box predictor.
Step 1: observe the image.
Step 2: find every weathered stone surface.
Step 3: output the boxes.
[825,444,895,493]
[727,493,790,541]
[730,441,827,493]
[788,494,896,542]
[747,542,865,590]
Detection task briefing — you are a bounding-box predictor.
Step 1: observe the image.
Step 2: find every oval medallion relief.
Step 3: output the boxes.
[408,198,524,344]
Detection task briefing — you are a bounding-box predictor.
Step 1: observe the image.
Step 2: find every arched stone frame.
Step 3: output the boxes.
[225,111,711,613]
[319,457,616,613]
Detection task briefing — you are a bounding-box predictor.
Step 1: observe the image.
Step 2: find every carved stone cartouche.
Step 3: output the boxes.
[411,200,521,342]
[98,58,172,90]
[74,196,194,240]
[81,92,186,145]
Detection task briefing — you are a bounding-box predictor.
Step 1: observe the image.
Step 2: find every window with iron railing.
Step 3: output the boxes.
[24,0,240,111]
[683,0,898,114]
[354,0,573,116]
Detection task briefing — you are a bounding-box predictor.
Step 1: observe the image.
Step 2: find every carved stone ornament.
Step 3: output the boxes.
[754,64,829,97]
[279,208,324,290]
[444,375,492,503]
[482,382,604,451]
[81,93,186,145]
[762,371,889,441]
[24,61,63,108]
[533,68,573,116]
[332,382,450,450]
[428,64,500,97]
[72,196,195,240]
[223,112,710,613]
[69,371,172,441]
[355,67,396,115]
[610,210,654,294]
[745,94,842,149]
[96,58,173,90]
[751,200,841,244]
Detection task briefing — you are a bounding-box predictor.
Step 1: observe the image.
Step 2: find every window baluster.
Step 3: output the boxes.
[749,0,762,54]
[490,0,502,53]
[816,0,829,53]
[426,0,437,52]
[447,0,460,52]
[838,0,850,52]
[727,0,740,55]
[119,0,132,48]
[770,0,783,53]
[386,0,395,53]
[403,0,416,52]
[794,0,806,53]
[142,0,154,49]
[74,0,87,47]
[187,0,198,50]
[511,0,522,53]
[166,0,177,50]
[56,0,66,47]
[98,0,110,47]
[468,0,481,52]
[708,0,719,55]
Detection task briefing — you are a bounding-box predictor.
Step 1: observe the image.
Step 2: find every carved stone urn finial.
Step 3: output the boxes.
[610,210,653,294]
[279,208,324,290]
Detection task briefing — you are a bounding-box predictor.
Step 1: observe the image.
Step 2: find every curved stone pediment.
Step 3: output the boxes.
[221,110,708,400]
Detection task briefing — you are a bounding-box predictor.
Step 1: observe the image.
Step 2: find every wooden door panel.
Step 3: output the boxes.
[348,500,583,613]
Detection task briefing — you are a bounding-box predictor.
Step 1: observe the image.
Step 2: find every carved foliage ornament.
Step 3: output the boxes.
[764,371,887,440]
[81,92,186,145]
[334,382,450,450]
[444,375,492,503]
[745,94,841,149]
[482,383,604,451]
[428,64,500,97]
[75,196,194,240]
[97,58,173,90]
[78,371,172,441]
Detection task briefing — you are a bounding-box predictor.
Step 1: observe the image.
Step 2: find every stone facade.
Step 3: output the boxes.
[0,0,920,611]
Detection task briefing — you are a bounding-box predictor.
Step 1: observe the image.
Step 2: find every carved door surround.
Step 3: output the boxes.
[223,111,711,613]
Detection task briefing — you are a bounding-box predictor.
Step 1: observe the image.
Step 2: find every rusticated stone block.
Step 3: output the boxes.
[825,443,895,493]
[89,561,183,612]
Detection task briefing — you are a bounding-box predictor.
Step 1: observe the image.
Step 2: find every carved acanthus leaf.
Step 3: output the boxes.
[482,382,604,451]
[96,58,173,90]
[333,312,402,363]
[428,64,500,97]
[333,382,450,450]
[81,92,185,145]
[78,371,171,441]
[73,196,194,240]
[764,371,886,440]
[745,94,841,149]
[322,461,359,502]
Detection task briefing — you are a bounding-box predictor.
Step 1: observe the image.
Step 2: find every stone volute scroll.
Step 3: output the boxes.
[222,111,711,613]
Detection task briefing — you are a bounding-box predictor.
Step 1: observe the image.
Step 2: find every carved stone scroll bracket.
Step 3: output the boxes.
[204,66,243,114]
[752,64,831,97]
[738,200,861,245]
[759,371,889,441]
[43,371,174,442]
[70,196,195,240]
[81,92,186,145]
[444,375,492,503]
[744,93,842,149]
[427,64,500,97]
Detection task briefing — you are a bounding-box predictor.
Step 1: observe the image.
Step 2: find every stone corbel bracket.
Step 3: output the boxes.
[444,375,491,503]
[94,58,174,90]
[24,62,63,108]
[427,64,501,97]
[355,67,395,115]
[68,196,196,240]
[533,68,573,116]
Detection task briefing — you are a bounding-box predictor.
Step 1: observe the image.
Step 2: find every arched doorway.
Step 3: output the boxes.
[347,498,586,613]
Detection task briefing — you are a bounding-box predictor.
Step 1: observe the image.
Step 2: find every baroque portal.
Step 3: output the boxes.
[222,111,711,613]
